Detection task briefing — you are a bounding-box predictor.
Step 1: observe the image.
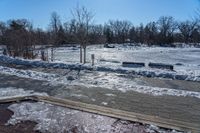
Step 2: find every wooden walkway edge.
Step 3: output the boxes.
[0,95,199,133]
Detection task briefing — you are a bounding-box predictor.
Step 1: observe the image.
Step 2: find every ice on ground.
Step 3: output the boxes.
[7,102,183,133]
[0,87,48,99]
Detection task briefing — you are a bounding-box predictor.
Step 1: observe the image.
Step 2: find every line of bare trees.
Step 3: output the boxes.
[0,6,200,60]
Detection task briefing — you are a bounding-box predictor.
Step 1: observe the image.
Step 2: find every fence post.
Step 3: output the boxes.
[91,54,95,66]
[51,47,54,62]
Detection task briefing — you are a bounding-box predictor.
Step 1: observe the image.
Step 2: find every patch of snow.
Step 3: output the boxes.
[70,94,89,99]
[0,65,72,85]
[101,102,108,106]
[0,87,48,100]
[105,93,116,97]
[91,98,96,102]
[0,66,58,81]
[145,124,185,133]
[131,85,200,99]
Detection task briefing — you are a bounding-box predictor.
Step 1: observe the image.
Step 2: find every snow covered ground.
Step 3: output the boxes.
[52,45,200,79]
[51,44,200,74]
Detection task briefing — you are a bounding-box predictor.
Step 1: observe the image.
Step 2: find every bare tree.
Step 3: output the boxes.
[89,24,106,44]
[4,19,34,58]
[178,20,197,43]
[71,5,94,63]
[0,22,6,44]
[144,22,158,44]
[49,12,62,45]
[108,20,132,43]
[157,16,177,44]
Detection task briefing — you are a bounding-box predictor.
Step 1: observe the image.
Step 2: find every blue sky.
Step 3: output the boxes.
[0,0,199,29]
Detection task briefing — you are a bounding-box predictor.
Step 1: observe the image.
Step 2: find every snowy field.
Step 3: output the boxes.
[44,44,200,81]
[51,44,200,73]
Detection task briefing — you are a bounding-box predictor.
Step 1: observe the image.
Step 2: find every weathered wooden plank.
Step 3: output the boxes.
[148,62,174,70]
[122,62,145,68]
[0,95,199,133]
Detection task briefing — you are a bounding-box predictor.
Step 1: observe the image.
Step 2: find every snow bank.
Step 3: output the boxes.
[0,87,47,100]
[0,55,92,71]
[0,65,59,81]
[7,102,182,133]
[1,55,200,82]
[95,66,200,82]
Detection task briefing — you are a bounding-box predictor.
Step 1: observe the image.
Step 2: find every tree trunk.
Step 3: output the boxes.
[83,46,86,64]
[80,45,83,63]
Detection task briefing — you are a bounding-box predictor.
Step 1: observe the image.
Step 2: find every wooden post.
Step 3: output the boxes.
[80,45,83,63]
[91,54,95,66]
[51,47,54,62]
[83,45,86,64]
